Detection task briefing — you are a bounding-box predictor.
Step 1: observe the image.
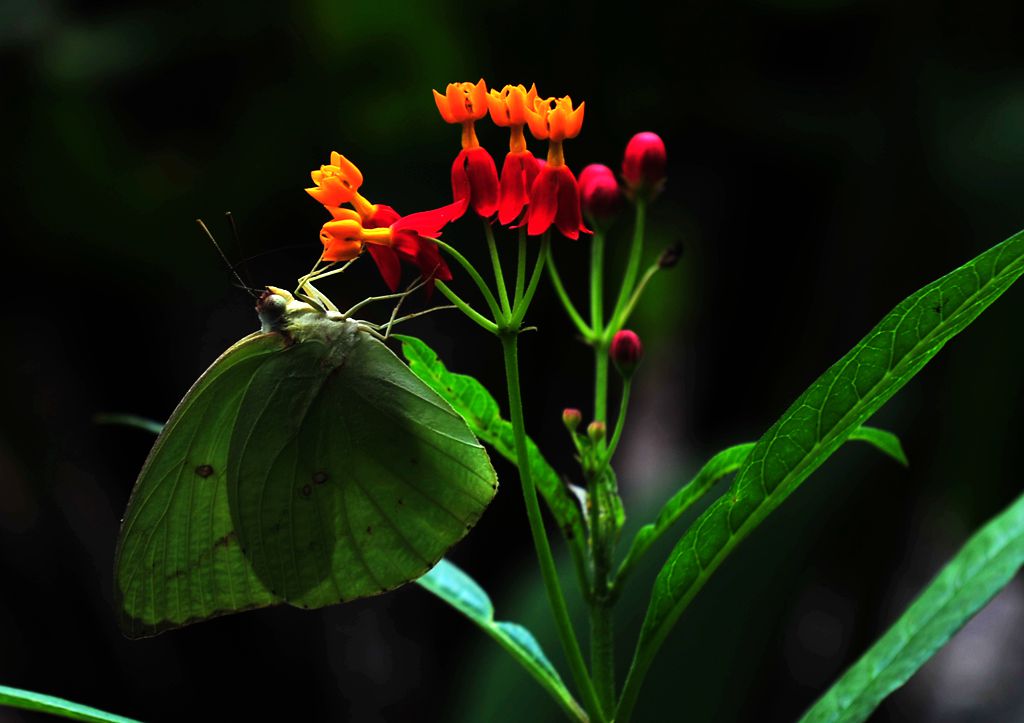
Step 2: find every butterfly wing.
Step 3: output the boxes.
[114,332,287,638]
[228,328,498,607]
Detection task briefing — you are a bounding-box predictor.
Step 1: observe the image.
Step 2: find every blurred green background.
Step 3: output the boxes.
[2,0,1024,720]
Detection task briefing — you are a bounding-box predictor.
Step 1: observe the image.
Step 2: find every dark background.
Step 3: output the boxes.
[2,0,1024,721]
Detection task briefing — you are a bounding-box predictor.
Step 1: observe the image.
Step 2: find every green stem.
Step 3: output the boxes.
[432,236,505,323]
[510,234,550,328]
[485,221,512,318]
[594,347,609,425]
[614,262,660,330]
[500,333,606,723]
[599,378,632,470]
[590,601,615,716]
[590,230,605,333]
[610,199,647,327]
[547,247,592,338]
[515,229,528,308]
[435,281,499,335]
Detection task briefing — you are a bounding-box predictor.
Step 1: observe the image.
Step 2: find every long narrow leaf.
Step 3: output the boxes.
[616,426,906,582]
[801,487,1024,723]
[417,559,587,722]
[618,228,1024,720]
[0,685,139,723]
[397,335,587,551]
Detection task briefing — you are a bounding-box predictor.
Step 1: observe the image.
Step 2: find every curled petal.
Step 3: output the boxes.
[433,89,457,123]
[451,147,499,218]
[367,203,401,229]
[498,150,541,226]
[527,165,589,239]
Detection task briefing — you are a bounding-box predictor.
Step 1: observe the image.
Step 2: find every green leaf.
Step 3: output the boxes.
[616,426,906,582]
[618,228,1024,720]
[94,413,166,436]
[848,426,908,467]
[0,684,139,723]
[800,487,1024,723]
[417,558,587,722]
[396,335,586,550]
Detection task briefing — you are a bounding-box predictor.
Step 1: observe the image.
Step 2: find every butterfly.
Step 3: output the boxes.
[114,285,497,638]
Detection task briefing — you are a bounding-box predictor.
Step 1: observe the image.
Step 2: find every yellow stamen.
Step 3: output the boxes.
[510,125,526,154]
[547,140,565,167]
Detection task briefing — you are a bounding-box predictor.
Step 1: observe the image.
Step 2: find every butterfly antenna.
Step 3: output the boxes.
[224,211,256,290]
[196,218,259,298]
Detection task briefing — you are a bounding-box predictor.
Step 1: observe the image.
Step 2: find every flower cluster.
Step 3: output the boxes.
[304,79,668,292]
[434,79,589,239]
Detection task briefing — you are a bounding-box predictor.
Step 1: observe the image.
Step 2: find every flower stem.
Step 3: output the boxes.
[500,332,606,723]
[546,247,592,338]
[435,281,499,335]
[614,261,660,330]
[485,221,512,318]
[432,236,505,324]
[514,228,528,308]
[510,234,550,328]
[609,199,647,329]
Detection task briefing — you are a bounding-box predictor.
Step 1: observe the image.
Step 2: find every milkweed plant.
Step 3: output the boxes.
[7,79,1024,723]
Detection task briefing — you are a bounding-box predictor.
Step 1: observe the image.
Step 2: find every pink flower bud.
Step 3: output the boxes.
[622,132,666,200]
[578,163,622,224]
[586,420,606,443]
[562,407,582,431]
[610,329,644,377]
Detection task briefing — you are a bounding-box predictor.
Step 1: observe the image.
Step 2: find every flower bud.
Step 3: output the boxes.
[586,420,606,443]
[610,329,644,377]
[658,242,684,269]
[578,163,622,224]
[562,407,582,432]
[622,132,666,200]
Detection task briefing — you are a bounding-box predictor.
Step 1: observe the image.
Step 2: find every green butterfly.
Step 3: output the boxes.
[114,286,497,638]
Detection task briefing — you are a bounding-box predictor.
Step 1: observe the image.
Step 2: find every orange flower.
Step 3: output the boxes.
[433,79,500,219]
[522,94,588,239]
[306,152,365,207]
[487,84,539,138]
[524,96,585,165]
[433,80,489,124]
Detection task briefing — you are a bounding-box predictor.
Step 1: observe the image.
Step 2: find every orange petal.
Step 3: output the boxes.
[433,89,456,123]
[445,83,467,123]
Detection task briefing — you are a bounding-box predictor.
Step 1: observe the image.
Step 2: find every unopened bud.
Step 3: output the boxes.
[658,242,684,269]
[622,132,666,201]
[562,407,582,432]
[610,329,644,377]
[578,163,622,225]
[586,421,606,443]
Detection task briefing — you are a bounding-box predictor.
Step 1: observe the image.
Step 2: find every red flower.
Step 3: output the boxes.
[622,132,667,200]
[497,150,541,225]
[610,329,644,377]
[527,165,588,240]
[320,200,464,291]
[578,164,622,224]
[451,147,500,219]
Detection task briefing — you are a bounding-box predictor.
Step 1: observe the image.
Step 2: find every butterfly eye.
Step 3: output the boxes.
[257,291,289,331]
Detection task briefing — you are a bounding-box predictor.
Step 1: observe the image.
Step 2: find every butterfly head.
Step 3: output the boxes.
[257,286,315,334]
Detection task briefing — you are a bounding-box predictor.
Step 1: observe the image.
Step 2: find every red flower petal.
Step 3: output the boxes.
[527,165,588,239]
[451,148,499,219]
[393,199,468,238]
[367,204,401,228]
[366,243,402,291]
[498,151,541,225]
[554,165,586,240]
[526,166,561,236]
